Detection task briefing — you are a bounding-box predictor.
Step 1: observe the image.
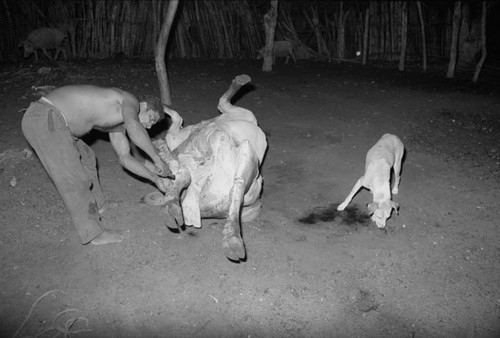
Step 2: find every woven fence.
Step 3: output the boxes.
[0,0,481,64]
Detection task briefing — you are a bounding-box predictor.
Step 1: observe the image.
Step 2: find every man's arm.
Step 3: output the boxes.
[109,131,169,192]
[121,101,171,177]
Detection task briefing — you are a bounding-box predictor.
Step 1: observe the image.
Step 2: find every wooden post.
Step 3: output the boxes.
[155,0,179,105]
[262,0,278,72]
[335,1,349,60]
[447,1,461,79]
[110,3,118,54]
[473,1,487,83]
[2,0,15,46]
[362,6,370,65]
[416,1,427,72]
[398,1,408,71]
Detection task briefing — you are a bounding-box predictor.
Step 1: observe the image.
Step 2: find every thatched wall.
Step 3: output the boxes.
[0,0,490,65]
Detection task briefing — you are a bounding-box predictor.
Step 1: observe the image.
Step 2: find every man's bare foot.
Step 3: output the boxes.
[90,230,123,245]
[98,201,119,215]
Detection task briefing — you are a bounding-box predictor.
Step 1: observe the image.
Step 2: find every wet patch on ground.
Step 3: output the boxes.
[297,204,371,227]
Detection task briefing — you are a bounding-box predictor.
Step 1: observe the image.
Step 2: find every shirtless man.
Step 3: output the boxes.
[21,85,174,245]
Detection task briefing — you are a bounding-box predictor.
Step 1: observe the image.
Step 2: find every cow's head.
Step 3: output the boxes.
[367,200,398,229]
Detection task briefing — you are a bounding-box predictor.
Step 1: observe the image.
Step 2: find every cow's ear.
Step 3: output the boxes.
[367,202,378,214]
[390,201,399,214]
[18,41,23,48]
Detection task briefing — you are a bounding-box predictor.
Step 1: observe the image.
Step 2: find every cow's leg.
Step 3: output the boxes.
[241,175,263,222]
[142,167,191,229]
[223,139,259,261]
[162,167,191,229]
[217,75,257,124]
[218,74,250,105]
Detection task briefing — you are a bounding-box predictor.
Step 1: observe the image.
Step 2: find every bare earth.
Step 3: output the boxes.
[0,59,499,338]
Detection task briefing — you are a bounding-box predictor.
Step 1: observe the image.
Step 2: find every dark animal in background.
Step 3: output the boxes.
[257,40,296,64]
[19,27,67,62]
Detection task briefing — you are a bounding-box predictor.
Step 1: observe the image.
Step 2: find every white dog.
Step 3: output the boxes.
[337,134,404,229]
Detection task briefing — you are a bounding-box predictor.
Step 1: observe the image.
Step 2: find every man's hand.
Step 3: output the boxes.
[153,159,174,179]
[155,177,171,193]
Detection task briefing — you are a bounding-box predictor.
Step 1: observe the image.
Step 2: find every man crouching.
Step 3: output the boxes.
[21,85,173,245]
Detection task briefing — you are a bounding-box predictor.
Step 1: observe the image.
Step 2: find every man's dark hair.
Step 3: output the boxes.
[138,94,166,120]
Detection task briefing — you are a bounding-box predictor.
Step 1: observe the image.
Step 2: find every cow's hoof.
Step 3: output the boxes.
[141,191,165,206]
[163,199,184,229]
[235,74,251,86]
[223,236,246,262]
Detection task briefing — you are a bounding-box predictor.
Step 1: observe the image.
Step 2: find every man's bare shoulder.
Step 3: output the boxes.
[110,87,139,108]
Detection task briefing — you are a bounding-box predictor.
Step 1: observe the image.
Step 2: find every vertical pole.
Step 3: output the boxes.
[472,1,487,83]
[447,1,462,79]
[262,0,279,72]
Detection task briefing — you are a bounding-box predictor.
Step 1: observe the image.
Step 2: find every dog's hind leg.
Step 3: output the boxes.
[392,151,403,195]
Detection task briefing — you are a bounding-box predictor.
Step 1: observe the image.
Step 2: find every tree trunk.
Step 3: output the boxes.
[2,0,15,47]
[416,1,427,72]
[447,1,461,79]
[362,6,370,65]
[473,1,487,83]
[336,1,349,60]
[307,6,329,58]
[155,0,179,105]
[110,3,118,54]
[390,1,395,59]
[398,1,408,71]
[262,0,278,72]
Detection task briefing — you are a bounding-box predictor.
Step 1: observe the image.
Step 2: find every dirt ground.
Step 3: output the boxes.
[0,58,499,338]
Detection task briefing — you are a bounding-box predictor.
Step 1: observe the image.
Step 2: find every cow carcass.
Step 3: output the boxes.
[143,75,267,262]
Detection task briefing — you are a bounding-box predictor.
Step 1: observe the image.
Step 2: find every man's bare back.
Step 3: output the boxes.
[45,85,136,137]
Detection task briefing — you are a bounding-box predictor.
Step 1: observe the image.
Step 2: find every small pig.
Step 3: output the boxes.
[19,27,67,62]
[257,40,296,64]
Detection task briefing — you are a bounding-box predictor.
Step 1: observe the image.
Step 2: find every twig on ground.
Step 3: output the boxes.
[12,290,91,338]
[13,290,65,338]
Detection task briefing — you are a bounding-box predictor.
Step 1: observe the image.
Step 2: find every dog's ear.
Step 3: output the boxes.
[390,201,399,214]
[367,202,378,214]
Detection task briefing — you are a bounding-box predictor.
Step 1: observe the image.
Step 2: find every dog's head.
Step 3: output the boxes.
[367,200,399,229]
